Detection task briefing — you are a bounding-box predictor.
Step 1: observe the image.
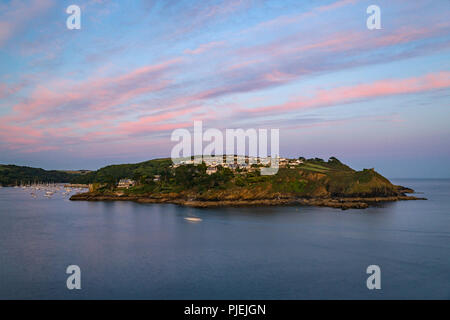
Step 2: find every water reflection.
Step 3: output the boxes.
[0,179,449,299]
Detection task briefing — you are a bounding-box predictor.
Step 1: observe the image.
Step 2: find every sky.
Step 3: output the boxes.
[0,0,449,178]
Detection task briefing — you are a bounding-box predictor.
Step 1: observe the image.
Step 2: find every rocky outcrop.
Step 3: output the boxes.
[70,192,426,210]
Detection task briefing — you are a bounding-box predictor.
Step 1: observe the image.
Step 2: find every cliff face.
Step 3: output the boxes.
[325,169,400,198]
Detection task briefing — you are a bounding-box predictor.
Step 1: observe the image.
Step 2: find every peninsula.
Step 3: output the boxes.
[69,156,425,210]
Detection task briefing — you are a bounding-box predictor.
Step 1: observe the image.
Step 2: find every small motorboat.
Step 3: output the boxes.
[184,217,202,222]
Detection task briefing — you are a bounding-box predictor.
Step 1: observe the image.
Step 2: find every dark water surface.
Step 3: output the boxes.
[0,179,449,299]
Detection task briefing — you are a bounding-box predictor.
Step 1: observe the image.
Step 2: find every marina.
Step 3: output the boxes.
[8,183,88,199]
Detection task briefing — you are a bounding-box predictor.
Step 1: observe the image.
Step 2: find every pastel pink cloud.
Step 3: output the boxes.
[247,71,450,115]
[10,58,182,123]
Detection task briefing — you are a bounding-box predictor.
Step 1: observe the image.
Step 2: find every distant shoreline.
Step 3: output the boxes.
[63,184,89,188]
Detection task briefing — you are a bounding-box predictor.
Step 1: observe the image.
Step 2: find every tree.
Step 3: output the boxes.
[328,156,340,162]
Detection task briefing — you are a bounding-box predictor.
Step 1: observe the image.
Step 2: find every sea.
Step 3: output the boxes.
[0,179,449,299]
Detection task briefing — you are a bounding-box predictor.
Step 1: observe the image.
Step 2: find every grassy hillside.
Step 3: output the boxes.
[2,157,402,200]
[0,164,82,186]
[71,158,173,184]
[81,157,401,199]
[0,158,174,186]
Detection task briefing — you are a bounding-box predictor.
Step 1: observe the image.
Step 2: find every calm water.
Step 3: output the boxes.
[0,179,449,299]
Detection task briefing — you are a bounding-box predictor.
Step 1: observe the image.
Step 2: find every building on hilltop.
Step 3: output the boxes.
[117,179,136,189]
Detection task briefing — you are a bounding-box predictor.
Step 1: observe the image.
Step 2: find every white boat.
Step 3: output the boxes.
[184,217,202,222]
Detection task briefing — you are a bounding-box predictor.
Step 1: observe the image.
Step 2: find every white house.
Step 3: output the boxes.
[117,179,136,189]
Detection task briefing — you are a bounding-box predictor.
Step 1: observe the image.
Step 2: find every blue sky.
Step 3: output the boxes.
[0,0,449,178]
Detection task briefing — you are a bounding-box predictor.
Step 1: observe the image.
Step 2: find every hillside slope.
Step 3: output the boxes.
[0,164,83,186]
[70,157,425,209]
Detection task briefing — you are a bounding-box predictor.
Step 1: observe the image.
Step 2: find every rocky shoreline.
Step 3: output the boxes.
[70,192,426,210]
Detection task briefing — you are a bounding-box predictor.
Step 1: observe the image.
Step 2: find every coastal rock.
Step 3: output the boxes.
[70,192,425,210]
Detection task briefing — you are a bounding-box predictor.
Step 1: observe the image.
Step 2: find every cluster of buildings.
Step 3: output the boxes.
[172,155,304,175]
[116,156,305,188]
[278,158,304,168]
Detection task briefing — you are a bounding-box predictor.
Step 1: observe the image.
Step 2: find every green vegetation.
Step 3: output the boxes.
[71,158,173,185]
[0,164,83,186]
[77,156,399,199]
[1,157,401,200]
